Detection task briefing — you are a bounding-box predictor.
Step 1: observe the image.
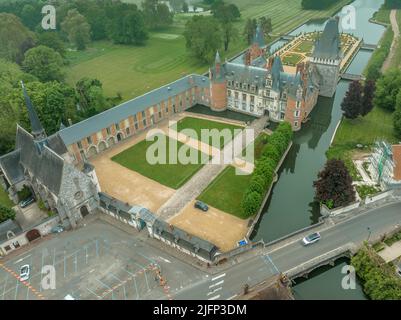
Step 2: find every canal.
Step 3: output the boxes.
[250,0,386,299]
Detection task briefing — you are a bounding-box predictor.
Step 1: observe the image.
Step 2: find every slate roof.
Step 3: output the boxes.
[0,219,22,242]
[15,126,64,195]
[21,81,45,138]
[313,17,341,60]
[224,62,268,87]
[254,25,265,48]
[46,133,68,155]
[58,74,210,146]
[152,219,219,261]
[0,150,24,185]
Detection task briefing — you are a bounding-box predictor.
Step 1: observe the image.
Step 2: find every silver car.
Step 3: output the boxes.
[302,232,321,246]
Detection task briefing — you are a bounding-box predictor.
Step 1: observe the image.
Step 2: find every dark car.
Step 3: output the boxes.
[194,200,209,212]
[20,196,35,208]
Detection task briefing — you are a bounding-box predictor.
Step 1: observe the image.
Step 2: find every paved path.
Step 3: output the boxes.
[382,9,400,72]
[157,116,268,220]
[378,241,401,263]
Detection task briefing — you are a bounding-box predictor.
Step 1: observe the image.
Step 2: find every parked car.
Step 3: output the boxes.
[194,200,209,212]
[51,225,64,233]
[19,264,30,281]
[20,196,35,208]
[302,232,321,246]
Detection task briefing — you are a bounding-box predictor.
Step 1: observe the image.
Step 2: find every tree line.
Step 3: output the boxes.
[241,122,293,218]
[301,0,337,10]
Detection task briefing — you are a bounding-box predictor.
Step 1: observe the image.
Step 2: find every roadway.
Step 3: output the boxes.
[173,201,401,300]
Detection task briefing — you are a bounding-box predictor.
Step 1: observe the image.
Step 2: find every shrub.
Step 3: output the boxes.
[17,185,32,202]
[261,144,281,164]
[0,204,16,223]
[241,191,262,217]
[249,175,265,194]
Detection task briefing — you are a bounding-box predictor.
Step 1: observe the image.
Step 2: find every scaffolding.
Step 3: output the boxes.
[370,140,397,188]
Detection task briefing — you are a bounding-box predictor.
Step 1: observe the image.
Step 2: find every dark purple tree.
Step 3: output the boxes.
[313,159,356,209]
[341,80,363,119]
[361,80,376,116]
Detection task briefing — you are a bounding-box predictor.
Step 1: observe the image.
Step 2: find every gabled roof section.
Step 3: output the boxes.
[0,149,24,185]
[313,17,341,60]
[58,74,209,146]
[16,125,64,195]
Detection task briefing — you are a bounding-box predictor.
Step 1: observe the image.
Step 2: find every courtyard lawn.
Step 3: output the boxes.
[198,133,270,218]
[111,134,209,189]
[198,165,253,219]
[282,53,304,66]
[173,117,243,149]
[0,187,13,208]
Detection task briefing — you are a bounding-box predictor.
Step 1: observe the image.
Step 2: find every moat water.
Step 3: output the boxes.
[249,0,386,299]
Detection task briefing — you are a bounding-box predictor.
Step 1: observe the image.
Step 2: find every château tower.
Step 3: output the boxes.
[209,51,227,111]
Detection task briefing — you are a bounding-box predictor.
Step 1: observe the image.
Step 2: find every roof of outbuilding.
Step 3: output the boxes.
[58,74,210,146]
[0,219,22,243]
[152,219,219,260]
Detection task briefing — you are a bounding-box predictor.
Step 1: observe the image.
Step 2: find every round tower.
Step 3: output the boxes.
[210,51,227,112]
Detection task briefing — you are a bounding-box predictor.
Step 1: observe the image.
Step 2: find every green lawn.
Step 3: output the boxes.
[282,53,304,66]
[0,187,13,208]
[198,133,269,218]
[328,107,398,181]
[371,4,391,24]
[173,117,243,149]
[333,107,397,147]
[111,134,209,189]
[65,0,351,102]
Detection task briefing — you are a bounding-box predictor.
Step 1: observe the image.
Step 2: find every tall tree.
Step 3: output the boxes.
[243,18,257,45]
[61,9,91,50]
[394,91,401,138]
[183,16,222,63]
[0,13,36,64]
[373,69,401,112]
[107,8,148,45]
[75,78,109,118]
[37,32,66,58]
[22,45,64,82]
[221,22,238,52]
[142,0,174,30]
[313,159,356,209]
[360,80,376,116]
[341,80,363,119]
[259,16,272,38]
[170,0,185,12]
[182,2,189,13]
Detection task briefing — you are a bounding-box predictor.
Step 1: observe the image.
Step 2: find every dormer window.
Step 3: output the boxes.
[235,82,239,89]
[251,85,256,93]
[242,83,248,90]
[266,79,272,87]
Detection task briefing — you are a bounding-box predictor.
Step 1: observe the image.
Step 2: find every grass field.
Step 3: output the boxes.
[333,108,397,147]
[371,4,391,25]
[174,117,243,149]
[198,133,269,218]
[65,0,352,102]
[111,134,209,189]
[0,187,13,208]
[282,53,304,66]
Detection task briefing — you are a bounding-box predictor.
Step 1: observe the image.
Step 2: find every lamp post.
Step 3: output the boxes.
[367,227,372,242]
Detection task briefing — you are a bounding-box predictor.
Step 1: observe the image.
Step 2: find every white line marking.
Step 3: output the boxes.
[14,255,31,264]
[209,280,224,288]
[227,294,237,300]
[208,294,220,300]
[207,287,222,296]
[211,273,226,281]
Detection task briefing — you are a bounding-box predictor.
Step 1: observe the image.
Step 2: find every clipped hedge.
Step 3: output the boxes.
[241,122,293,217]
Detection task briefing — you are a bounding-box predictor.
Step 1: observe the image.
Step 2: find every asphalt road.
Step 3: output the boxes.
[174,201,401,300]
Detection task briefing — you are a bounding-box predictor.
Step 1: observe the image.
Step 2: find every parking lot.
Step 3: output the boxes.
[0,219,207,300]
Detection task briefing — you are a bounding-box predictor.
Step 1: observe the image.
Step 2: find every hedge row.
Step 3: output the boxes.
[364,26,394,81]
[241,122,293,218]
[0,204,16,224]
